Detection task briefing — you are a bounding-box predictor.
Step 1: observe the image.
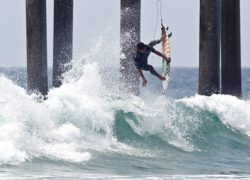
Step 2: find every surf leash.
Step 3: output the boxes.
[154,0,172,95]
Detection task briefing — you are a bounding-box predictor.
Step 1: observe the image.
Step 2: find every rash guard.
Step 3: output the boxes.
[134,39,161,69]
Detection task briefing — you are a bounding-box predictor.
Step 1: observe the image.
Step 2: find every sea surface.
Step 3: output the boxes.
[0,64,250,180]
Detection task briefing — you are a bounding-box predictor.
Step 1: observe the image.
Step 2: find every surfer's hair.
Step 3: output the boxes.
[137,42,146,50]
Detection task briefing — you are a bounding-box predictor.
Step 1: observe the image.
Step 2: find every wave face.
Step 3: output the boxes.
[0,64,250,178]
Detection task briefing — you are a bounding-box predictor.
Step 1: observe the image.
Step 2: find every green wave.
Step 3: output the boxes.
[113,103,250,157]
[113,110,181,152]
[188,109,250,153]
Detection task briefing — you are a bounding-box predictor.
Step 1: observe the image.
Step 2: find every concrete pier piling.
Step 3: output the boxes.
[221,0,242,97]
[199,0,221,96]
[26,0,48,96]
[120,0,140,95]
[53,0,73,88]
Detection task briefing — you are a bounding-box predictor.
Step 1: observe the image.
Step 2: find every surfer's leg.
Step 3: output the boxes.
[148,65,159,76]
[147,65,166,80]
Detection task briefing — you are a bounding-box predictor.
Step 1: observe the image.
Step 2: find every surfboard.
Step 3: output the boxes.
[161,24,171,95]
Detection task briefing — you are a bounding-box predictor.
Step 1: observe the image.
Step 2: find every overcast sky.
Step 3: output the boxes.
[0,0,249,67]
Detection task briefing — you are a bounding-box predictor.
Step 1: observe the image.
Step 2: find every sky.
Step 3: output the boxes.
[0,0,249,67]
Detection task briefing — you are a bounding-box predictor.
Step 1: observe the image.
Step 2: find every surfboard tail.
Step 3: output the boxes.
[162,74,169,95]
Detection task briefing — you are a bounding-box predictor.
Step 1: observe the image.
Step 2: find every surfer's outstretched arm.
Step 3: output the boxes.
[153,50,171,62]
[148,39,161,48]
[148,35,166,48]
[137,69,147,87]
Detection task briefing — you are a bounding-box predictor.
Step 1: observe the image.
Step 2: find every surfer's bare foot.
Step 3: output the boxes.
[142,79,147,87]
[159,76,166,81]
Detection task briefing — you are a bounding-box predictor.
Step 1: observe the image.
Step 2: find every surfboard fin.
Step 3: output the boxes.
[168,32,172,38]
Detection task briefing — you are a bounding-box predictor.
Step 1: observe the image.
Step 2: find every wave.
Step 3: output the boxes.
[113,95,250,154]
[0,63,250,166]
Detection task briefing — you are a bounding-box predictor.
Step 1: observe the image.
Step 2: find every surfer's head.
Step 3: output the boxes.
[137,42,147,53]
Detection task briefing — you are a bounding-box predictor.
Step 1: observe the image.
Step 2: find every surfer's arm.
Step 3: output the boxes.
[137,69,147,87]
[148,39,161,48]
[153,50,171,62]
[148,35,166,48]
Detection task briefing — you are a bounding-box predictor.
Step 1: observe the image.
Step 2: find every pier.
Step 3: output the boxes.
[120,0,141,95]
[26,0,48,96]
[53,0,73,88]
[199,0,242,98]
[221,0,242,97]
[199,0,220,96]
[24,0,243,98]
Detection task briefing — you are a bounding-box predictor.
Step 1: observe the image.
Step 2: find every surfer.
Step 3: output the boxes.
[134,36,171,87]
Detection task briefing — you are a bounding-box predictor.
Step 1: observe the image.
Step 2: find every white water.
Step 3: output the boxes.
[0,63,164,165]
[0,61,250,167]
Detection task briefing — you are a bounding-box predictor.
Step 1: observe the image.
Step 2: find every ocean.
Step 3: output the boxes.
[0,64,250,179]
